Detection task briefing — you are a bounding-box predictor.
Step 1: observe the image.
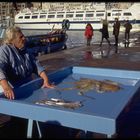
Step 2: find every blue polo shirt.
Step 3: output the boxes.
[0,44,45,87]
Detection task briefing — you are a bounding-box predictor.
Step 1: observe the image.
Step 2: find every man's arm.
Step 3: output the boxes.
[39,71,54,88]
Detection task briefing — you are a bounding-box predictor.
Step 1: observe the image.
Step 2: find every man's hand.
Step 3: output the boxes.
[0,79,15,100]
[40,71,55,89]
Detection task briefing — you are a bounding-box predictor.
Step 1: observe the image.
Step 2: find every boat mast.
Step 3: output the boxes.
[40,2,42,9]
[105,2,108,21]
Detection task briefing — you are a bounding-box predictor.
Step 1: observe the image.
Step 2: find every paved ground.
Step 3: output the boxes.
[38,42,140,73]
[37,30,140,73]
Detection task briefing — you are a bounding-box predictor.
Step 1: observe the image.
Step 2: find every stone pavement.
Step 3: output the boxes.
[38,30,140,73]
[38,42,140,73]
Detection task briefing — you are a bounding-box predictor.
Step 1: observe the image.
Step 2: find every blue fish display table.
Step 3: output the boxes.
[0,66,140,138]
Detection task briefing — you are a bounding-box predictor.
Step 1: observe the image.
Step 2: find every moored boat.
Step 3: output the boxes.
[25,29,68,56]
[14,3,140,31]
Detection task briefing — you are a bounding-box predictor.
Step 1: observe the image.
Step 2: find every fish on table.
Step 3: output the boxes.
[57,78,122,94]
[35,98,83,109]
[35,78,122,108]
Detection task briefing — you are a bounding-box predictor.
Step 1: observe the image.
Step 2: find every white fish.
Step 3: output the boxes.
[35,98,82,109]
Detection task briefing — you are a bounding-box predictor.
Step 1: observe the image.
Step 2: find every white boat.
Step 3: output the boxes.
[14,3,140,31]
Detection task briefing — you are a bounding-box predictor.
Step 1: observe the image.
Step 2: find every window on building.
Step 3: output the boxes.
[75,14,83,17]
[66,12,74,14]
[76,11,84,13]
[96,13,104,17]
[112,13,121,16]
[25,16,30,19]
[123,12,132,16]
[57,12,65,14]
[32,15,38,19]
[57,15,64,18]
[108,13,111,16]
[96,10,105,12]
[18,16,23,19]
[86,11,95,13]
[66,14,73,18]
[40,15,46,18]
[85,13,94,17]
[48,15,55,18]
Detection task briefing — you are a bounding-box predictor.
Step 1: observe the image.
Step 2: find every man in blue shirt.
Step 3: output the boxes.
[0,26,54,100]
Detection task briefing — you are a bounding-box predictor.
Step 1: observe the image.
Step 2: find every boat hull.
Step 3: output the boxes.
[15,20,140,31]
[25,31,67,56]
[15,21,102,31]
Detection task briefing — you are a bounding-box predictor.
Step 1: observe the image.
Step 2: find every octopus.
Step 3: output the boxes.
[60,78,122,94]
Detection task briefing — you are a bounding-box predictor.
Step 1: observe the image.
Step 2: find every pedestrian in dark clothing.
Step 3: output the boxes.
[124,20,132,47]
[99,20,111,57]
[84,23,94,46]
[113,18,120,53]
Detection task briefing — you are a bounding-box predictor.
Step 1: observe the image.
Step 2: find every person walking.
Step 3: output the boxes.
[113,18,120,53]
[124,20,132,48]
[84,23,94,46]
[99,20,111,56]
